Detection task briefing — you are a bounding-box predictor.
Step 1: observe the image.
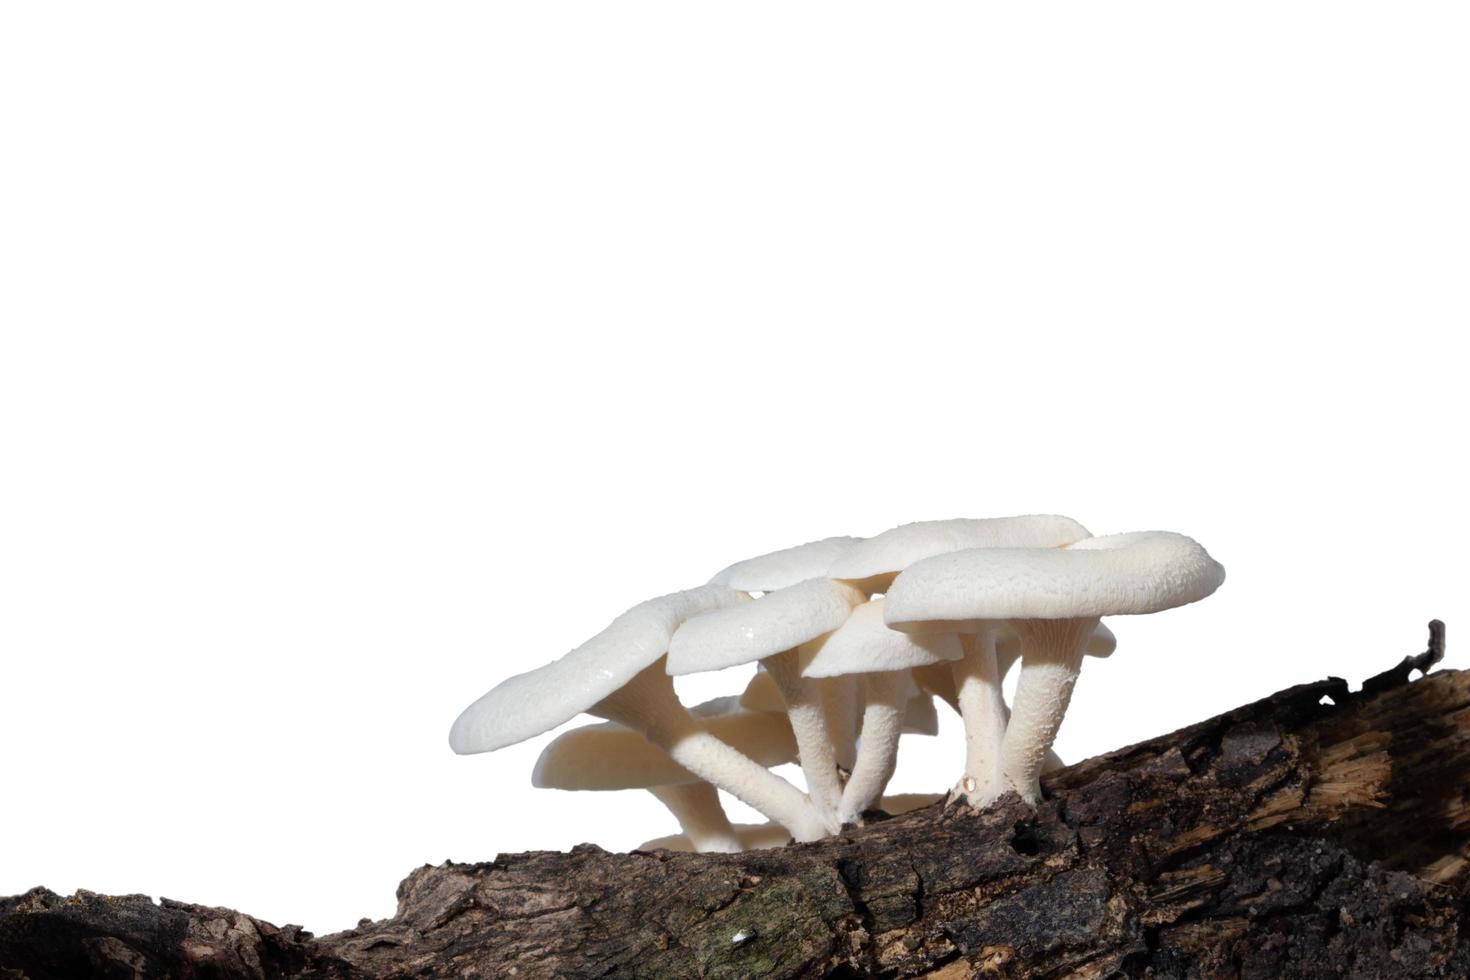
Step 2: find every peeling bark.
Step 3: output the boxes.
[4,626,1467,979]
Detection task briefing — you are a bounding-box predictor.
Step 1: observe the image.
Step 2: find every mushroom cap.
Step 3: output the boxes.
[666,577,867,676]
[638,822,792,853]
[449,584,748,754]
[531,697,797,790]
[885,530,1225,624]
[799,599,963,678]
[825,515,1091,582]
[709,536,862,593]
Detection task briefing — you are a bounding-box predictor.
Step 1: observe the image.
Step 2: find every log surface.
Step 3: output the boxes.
[5,632,1468,979]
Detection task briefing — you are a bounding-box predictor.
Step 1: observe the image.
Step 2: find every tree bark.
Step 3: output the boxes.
[4,625,1466,979]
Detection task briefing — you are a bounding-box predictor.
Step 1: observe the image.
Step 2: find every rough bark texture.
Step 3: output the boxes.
[4,625,1465,979]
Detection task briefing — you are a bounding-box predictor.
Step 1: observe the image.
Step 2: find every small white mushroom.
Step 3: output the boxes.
[449,585,832,841]
[531,696,798,789]
[668,578,867,830]
[646,783,742,853]
[530,696,799,853]
[800,599,963,824]
[709,536,862,593]
[826,516,1091,594]
[887,531,1224,804]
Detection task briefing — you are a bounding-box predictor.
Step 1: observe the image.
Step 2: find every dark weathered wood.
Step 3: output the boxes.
[5,625,1467,978]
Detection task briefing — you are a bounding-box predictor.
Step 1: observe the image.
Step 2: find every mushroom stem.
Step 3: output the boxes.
[646,783,742,854]
[761,650,846,827]
[918,651,1067,778]
[593,661,832,842]
[1000,616,1098,805]
[837,670,910,824]
[950,628,1008,807]
[820,676,860,772]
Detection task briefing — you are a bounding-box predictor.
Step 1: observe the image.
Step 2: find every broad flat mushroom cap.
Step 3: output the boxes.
[709,536,862,593]
[449,584,748,754]
[531,696,797,790]
[825,515,1091,583]
[884,531,1224,624]
[800,599,963,678]
[666,577,867,676]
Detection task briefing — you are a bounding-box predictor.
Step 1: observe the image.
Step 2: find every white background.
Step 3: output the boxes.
[2,2,1466,937]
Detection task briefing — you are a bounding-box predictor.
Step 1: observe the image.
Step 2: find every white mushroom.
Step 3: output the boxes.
[826,515,1091,594]
[667,577,866,829]
[800,599,963,824]
[825,516,1089,807]
[530,696,798,853]
[886,531,1224,804]
[450,585,832,841]
[905,628,1111,787]
[709,535,862,593]
[644,783,741,853]
[946,622,1117,803]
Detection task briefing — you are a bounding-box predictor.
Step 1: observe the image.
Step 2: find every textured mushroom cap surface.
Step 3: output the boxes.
[449,584,749,754]
[885,531,1225,623]
[709,535,862,593]
[825,515,1091,581]
[531,700,797,790]
[799,599,963,678]
[666,577,867,676]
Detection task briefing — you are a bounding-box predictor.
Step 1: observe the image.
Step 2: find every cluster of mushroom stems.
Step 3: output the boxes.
[450,516,1225,852]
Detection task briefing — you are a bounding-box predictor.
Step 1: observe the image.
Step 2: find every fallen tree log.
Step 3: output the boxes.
[3,623,1464,979]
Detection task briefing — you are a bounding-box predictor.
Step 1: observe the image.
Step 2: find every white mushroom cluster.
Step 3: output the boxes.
[449,516,1224,851]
